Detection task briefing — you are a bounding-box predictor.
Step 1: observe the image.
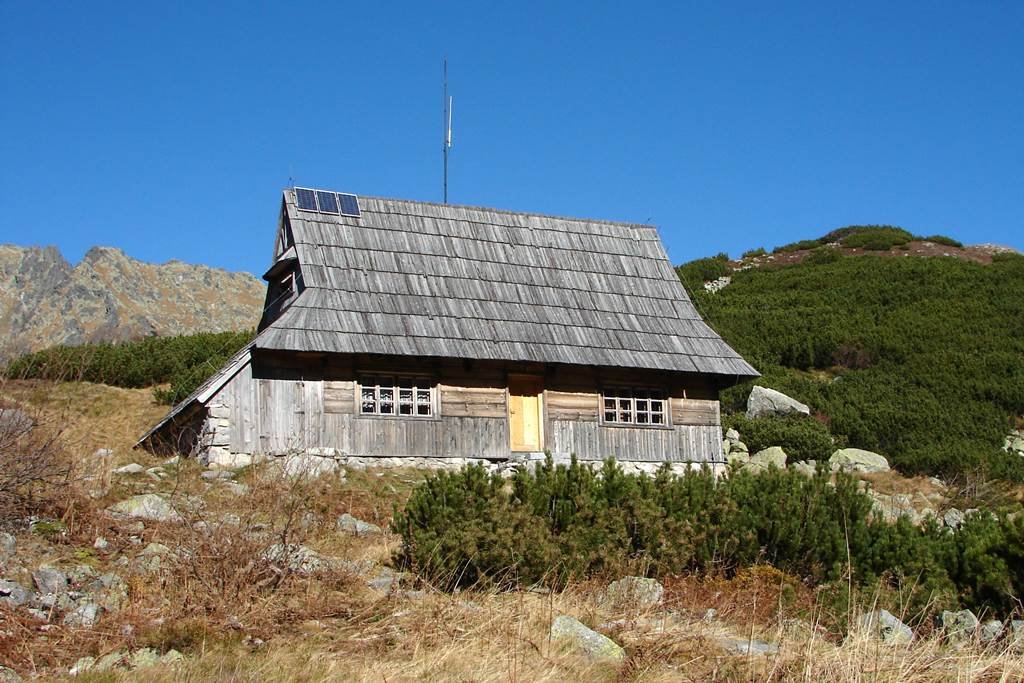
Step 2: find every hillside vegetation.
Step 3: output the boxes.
[678,229,1024,481]
[5,331,254,405]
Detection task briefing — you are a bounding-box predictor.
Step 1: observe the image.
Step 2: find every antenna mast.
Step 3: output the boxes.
[443,57,452,203]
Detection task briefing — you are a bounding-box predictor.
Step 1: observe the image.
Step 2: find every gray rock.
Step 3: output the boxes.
[32,565,68,595]
[858,610,913,645]
[93,536,109,550]
[129,648,161,668]
[107,494,182,522]
[94,448,114,459]
[730,440,749,453]
[160,649,185,664]
[0,408,34,433]
[979,620,1004,644]
[602,576,664,610]
[268,453,343,478]
[0,532,16,558]
[726,451,750,466]
[201,469,235,480]
[940,609,979,643]
[550,615,625,661]
[829,448,889,473]
[262,543,334,574]
[63,602,102,627]
[1011,620,1024,650]
[69,656,95,676]
[790,460,818,477]
[717,637,779,656]
[0,666,22,683]
[223,482,250,496]
[0,580,31,608]
[113,463,144,475]
[943,508,965,530]
[746,386,810,419]
[93,651,126,672]
[336,513,382,536]
[725,428,740,442]
[744,446,787,472]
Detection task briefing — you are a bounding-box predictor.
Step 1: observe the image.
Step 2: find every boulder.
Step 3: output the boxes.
[725,428,740,442]
[858,609,913,645]
[0,579,32,608]
[129,648,161,669]
[726,451,750,466]
[743,447,787,473]
[107,494,182,523]
[263,543,334,574]
[93,652,126,672]
[1011,620,1024,650]
[979,620,1004,644]
[63,602,102,628]
[0,408,34,433]
[943,508,965,530]
[113,463,144,475]
[746,386,810,419]
[730,440,749,453]
[716,637,779,656]
[0,532,16,558]
[70,656,96,676]
[939,609,979,644]
[32,565,68,595]
[0,666,22,683]
[829,448,890,473]
[790,461,818,477]
[550,615,625,661]
[336,513,382,536]
[601,576,664,610]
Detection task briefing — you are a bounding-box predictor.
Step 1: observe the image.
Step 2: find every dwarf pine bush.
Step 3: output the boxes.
[395,458,1023,617]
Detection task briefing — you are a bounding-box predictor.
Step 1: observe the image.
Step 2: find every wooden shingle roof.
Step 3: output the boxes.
[258,191,757,378]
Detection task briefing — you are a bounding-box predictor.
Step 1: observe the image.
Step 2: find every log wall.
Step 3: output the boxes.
[213,351,724,463]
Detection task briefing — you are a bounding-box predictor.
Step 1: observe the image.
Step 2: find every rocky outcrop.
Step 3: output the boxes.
[0,244,263,359]
[858,609,913,645]
[746,386,811,419]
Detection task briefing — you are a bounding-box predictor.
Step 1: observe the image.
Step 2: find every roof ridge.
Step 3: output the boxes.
[281,188,657,231]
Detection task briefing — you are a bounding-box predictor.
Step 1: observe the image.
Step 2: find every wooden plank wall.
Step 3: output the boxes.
[214,353,723,462]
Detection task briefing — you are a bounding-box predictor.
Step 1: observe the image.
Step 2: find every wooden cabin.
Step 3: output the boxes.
[138,189,758,470]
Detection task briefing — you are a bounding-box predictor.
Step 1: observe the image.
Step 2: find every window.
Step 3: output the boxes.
[279,273,294,301]
[602,387,667,426]
[360,376,434,417]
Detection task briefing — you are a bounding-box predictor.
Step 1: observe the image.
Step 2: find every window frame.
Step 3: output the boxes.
[599,385,671,429]
[356,374,438,420]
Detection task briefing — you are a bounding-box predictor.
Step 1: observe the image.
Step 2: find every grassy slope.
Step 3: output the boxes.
[683,250,1024,479]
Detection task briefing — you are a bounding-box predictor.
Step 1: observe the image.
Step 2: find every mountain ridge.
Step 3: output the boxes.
[0,244,264,358]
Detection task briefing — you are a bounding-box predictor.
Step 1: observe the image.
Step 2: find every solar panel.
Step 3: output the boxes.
[316,191,339,214]
[295,188,317,211]
[338,193,361,217]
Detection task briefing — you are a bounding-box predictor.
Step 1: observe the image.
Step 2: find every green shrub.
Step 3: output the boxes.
[395,459,1023,616]
[920,234,963,248]
[724,413,840,461]
[675,253,730,289]
[742,247,767,259]
[839,226,914,251]
[773,238,825,254]
[688,253,1024,481]
[5,331,254,404]
[803,246,843,265]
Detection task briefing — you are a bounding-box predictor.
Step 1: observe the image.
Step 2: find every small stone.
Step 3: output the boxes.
[94,448,114,459]
[859,609,913,645]
[702,608,717,622]
[3,580,35,608]
[94,536,109,550]
[0,666,22,683]
[113,463,145,475]
[602,576,664,610]
[336,513,382,536]
[32,565,68,595]
[1010,620,1024,650]
[223,482,250,496]
[63,602,102,627]
[550,615,626,661]
[0,408,34,433]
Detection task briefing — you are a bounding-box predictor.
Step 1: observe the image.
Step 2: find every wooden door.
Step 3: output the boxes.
[508,375,544,451]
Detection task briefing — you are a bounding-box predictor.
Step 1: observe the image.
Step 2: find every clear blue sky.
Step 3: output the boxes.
[2,2,1022,275]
